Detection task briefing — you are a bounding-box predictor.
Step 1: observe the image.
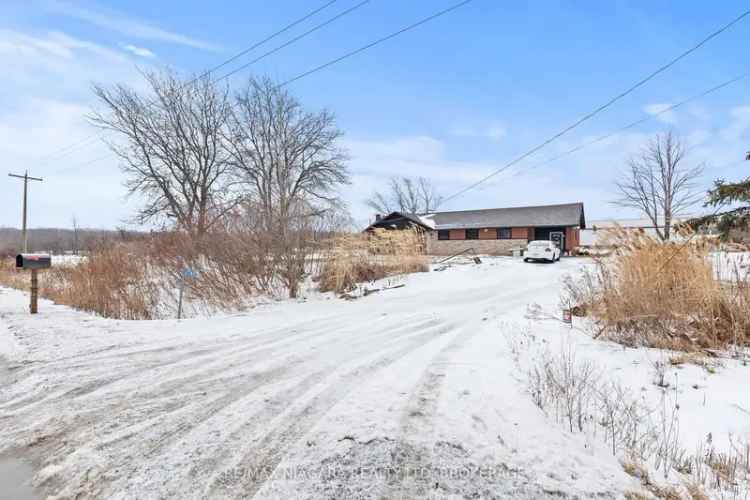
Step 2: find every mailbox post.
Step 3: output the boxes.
[15,254,52,314]
[30,268,38,314]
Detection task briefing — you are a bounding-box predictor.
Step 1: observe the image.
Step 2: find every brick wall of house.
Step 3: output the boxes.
[447,229,464,240]
[565,227,580,251]
[426,230,527,256]
[478,228,496,240]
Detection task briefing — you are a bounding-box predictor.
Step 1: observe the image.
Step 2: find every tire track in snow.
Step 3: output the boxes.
[81,317,448,499]
[134,317,444,463]
[2,315,447,500]
[381,323,481,499]
[0,313,371,414]
[203,320,458,500]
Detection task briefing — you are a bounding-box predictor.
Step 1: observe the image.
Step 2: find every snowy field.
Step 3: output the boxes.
[0,257,748,499]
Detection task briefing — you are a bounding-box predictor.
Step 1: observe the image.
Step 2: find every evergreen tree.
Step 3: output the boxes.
[690,153,750,239]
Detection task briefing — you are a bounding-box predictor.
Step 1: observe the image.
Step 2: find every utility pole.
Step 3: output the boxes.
[8,171,43,253]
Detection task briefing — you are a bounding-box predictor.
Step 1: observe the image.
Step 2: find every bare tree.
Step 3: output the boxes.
[366,176,442,215]
[614,131,704,240]
[90,70,238,236]
[226,76,350,297]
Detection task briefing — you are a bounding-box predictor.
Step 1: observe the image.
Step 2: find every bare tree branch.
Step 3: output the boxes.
[613,131,703,240]
[365,176,443,215]
[225,76,350,297]
[89,69,236,236]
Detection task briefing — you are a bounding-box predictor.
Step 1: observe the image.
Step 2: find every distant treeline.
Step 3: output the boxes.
[0,227,145,256]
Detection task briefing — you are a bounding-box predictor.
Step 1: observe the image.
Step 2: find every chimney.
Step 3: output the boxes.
[375,214,382,222]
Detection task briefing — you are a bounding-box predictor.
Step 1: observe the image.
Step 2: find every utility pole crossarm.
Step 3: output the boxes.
[8,173,43,182]
[8,171,44,253]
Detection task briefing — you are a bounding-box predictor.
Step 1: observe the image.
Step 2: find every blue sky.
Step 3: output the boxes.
[1,0,749,229]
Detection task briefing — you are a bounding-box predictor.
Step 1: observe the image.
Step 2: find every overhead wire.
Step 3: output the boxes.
[32,0,343,168]
[437,7,750,207]
[51,0,475,175]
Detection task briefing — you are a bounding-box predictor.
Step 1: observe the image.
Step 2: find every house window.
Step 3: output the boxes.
[437,230,450,240]
[497,228,512,239]
[466,229,479,240]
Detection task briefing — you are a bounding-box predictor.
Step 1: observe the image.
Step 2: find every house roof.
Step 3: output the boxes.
[423,202,585,230]
[365,212,434,231]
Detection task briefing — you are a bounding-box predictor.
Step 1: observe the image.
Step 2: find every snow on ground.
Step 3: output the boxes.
[709,251,750,281]
[3,256,744,499]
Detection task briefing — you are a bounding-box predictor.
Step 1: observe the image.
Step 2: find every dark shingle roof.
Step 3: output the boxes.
[365,212,433,231]
[424,202,585,230]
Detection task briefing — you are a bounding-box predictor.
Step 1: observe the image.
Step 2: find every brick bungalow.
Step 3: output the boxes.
[366,202,585,256]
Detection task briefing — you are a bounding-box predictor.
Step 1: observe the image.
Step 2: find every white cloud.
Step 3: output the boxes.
[643,102,678,125]
[0,29,146,97]
[452,122,507,142]
[344,104,750,228]
[485,124,508,141]
[42,0,220,51]
[0,29,126,63]
[0,97,135,229]
[342,134,585,225]
[121,43,156,58]
[720,105,750,143]
[0,28,153,229]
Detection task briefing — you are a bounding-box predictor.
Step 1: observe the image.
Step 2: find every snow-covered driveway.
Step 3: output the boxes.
[0,258,634,499]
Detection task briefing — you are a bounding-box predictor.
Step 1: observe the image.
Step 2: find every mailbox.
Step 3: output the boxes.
[16,254,52,270]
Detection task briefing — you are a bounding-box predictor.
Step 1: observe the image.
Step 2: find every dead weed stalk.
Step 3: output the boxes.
[316,228,429,295]
[563,227,750,351]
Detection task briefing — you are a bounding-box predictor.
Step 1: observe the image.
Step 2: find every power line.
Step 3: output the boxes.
[279,0,474,88]
[508,72,749,179]
[192,0,339,84]
[33,0,342,168]
[438,7,750,207]
[216,0,371,83]
[53,154,113,175]
[54,0,473,176]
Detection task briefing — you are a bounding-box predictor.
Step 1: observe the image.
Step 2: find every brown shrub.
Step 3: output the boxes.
[317,228,429,294]
[0,245,159,319]
[49,243,160,319]
[145,231,272,309]
[0,258,29,290]
[0,227,429,317]
[564,228,750,350]
[0,232,269,320]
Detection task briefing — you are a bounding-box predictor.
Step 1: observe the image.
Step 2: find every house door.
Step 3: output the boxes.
[549,231,565,251]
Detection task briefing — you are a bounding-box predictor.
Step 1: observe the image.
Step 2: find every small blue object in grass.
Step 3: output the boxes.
[181,267,198,280]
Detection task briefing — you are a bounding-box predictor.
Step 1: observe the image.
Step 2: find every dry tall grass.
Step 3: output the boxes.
[0,259,31,295]
[0,245,160,319]
[49,244,160,319]
[563,228,750,350]
[0,232,270,320]
[0,228,430,318]
[317,228,429,295]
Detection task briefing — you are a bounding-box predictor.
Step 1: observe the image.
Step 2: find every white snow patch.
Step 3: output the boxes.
[2,257,744,498]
